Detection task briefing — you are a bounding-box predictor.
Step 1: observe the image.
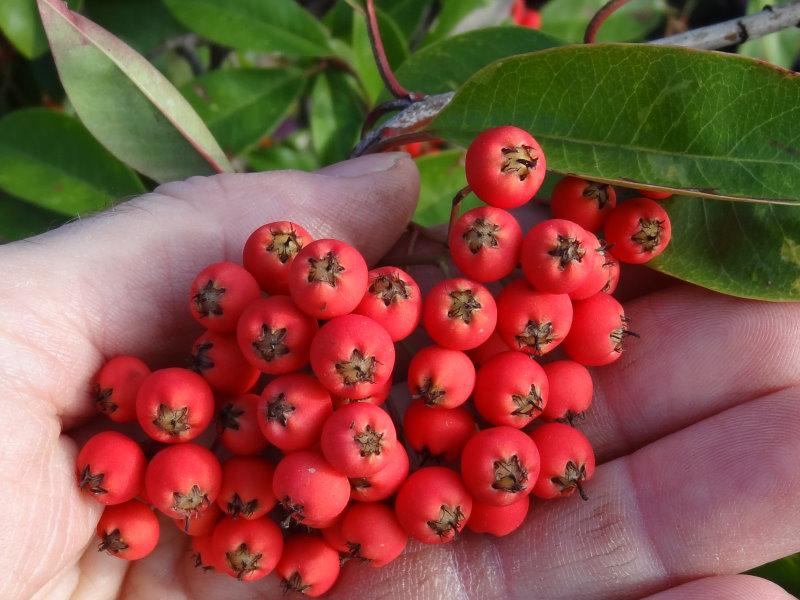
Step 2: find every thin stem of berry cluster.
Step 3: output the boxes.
[583,0,634,44]
[364,0,420,101]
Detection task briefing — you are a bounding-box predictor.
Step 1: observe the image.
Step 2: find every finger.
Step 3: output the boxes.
[579,285,800,461]
[642,575,796,600]
[0,154,418,424]
[327,386,800,600]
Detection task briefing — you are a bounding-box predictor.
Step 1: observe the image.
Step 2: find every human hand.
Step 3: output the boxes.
[0,153,796,600]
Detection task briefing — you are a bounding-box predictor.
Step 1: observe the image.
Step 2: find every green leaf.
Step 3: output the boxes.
[377,0,433,40]
[430,44,800,204]
[740,0,800,69]
[414,149,479,226]
[651,198,800,301]
[162,0,331,57]
[421,0,493,47]
[182,68,305,157]
[0,0,49,58]
[247,133,319,172]
[0,108,145,215]
[310,70,364,166]
[540,0,666,43]
[82,0,186,55]
[38,0,231,182]
[351,7,409,104]
[392,26,562,96]
[0,192,66,241]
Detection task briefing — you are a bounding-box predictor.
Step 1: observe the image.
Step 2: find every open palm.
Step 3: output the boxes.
[0,153,797,600]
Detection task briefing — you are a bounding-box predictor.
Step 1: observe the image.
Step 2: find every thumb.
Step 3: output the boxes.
[0,153,418,420]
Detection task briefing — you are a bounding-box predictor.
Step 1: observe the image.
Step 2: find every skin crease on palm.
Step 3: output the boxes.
[0,153,798,600]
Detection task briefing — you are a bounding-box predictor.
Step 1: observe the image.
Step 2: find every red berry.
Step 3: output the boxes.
[353,266,422,341]
[474,351,549,428]
[422,277,497,351]
[465,126,546,208]
[173,502,222,537]
[191,533,218,570]
[310,314,395,398]
[466,330,511,367]
[496,278,573,356]
[407,345,475,408]
[460,426,540,506]
[136,367,214,443]
[521,219,598,294]
[341,502,408,567]
[529,422,595,500]
[448,206,523,282]
[273,450,351,528]
[211,516,283,581]
[332,377,392,408]
[395,467,472,544]
[145,443,222,525]
[76,431,145,505]
[277,534,341,597]
[189,261,260,333]
[217,394,269,456]
[236,295,318,374]
[96,500,159,560]
[217,456,277,520]
[563,293,636,366]
[349,443,409,502]
[541,361,593,422]
[189,330,260,396]
[288,238,368,319]
[92,355,150,422]
[640,189,672,200]
[466,496,529,537]
[604,197,672,264]
[511,0,541,29]
[321,402,398,477]
[403,400,476,462]
[242,221,313,294]
[258,373,332,452]
[550,177,617,232]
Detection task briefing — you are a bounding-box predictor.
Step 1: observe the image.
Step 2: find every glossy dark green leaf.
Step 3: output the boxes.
[649,198,800,301]
[351,8,409,103]
[38,0,231,182]
[0,0,48,58]
[0,108,145,215]
[162,0,331,57]
[182,69,305,157]
[540,0,665,43]
[82,0,186,55]
[748,553,800,596]
[430,44,800,204]
[0,192,65,242]
[310,70,364,166]
[392,26,562,96]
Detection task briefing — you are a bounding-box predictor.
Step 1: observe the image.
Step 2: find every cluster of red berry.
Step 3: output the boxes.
[75,124,671,595]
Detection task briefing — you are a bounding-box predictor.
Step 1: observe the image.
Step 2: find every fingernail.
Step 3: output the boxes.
[317,153,404,178]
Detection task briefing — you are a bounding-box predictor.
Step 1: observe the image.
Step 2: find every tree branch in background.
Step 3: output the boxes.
[364,0,421,100]
[353,1,800,157]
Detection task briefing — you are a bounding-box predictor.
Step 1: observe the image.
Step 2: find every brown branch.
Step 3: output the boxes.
[365,0,419,100]
[584,0,634,44]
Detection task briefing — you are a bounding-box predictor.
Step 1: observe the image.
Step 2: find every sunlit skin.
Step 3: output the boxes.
[0,154,796,599]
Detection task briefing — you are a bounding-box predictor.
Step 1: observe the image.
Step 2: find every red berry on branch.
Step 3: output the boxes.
[474,351,549,428]
[448,206,523,282]
[92,355,150,423]
[321,402,398,478]
[354,266,422,341]
[211,516,283,581]
[341,502,408,567]
[216,394,269,456]
[217,456,277,520]
[173,502,222,537]
[189,261,260,333]
[466,496,530,537]
[349,442,409,503]
[511,0,541,29]
[422,277,497,351]
[465,125,546,208]
[76,431,146,505]
[403,400,476,462]
[521,219,598,294]
[407,345,475,409]
[276,534,341,597]
[529,423,595,501]
[258,373,332,452]
[541,360,594,423]
[189,330,260,396]
[550,177,617,232]
[563,293,637,366]
[288,238,368,319]
[243,221,313,295]
[604,197,672,264]
[96,500,159,560]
